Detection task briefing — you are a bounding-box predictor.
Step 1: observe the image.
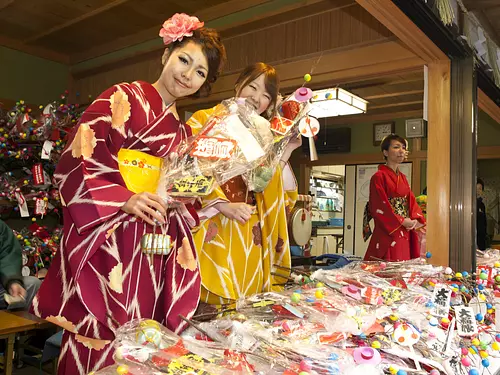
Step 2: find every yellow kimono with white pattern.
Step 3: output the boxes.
[187,107,298,305]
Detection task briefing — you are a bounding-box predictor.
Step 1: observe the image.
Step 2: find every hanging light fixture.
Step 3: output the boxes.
[308,88,368,118]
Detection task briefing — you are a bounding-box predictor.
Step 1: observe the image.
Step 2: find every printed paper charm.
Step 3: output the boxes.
[270,116,294,135]
[299,116,320,138]
[191,136,237,160]
[393,322,420,346]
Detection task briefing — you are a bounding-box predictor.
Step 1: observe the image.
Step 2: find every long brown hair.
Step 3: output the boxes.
[235,62,279,119]
[163,28,227,98]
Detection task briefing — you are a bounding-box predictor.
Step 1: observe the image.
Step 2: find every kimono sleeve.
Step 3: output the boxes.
[409,190,426,225]
[282,162,298,210]
[186,108,213,135]
[369,173,405,236]
[54,84,136,234]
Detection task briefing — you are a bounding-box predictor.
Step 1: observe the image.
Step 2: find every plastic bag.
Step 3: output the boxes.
[158,98,274,201]
[243,89,311,192]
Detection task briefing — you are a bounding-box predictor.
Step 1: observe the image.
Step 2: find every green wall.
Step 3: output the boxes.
[478,110,500,147]
[0,46,69,105]
[326,118,407,154]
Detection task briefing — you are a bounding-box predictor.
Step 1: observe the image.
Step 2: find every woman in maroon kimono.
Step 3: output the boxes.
[31,14,226,374]
[364,134,425,262]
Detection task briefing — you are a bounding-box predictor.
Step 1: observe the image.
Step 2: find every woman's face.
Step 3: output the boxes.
[384,140,407,164]
[158,41,209,104]
[238,74,272,115]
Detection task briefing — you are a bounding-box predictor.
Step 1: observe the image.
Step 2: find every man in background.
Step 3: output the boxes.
[477,178,488,250]
[0,219,41,310]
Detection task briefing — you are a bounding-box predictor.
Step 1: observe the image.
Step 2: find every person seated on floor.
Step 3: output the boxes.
[0,219,41,310]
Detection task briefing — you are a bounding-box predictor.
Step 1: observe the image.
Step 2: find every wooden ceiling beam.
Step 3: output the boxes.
[363,89,424,100]
[70,0,350,65]
[369,100,423,110]
[24,0,132,43]
[0,35,69,64]
[479,88,500,124]
[355,0,448,62]
[322,109,423,125]
[0,0,13,10]
[178,39,424,111]
[462,0,500,11]
[69,0,276,64]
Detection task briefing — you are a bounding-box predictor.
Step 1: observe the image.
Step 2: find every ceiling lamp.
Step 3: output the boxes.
[308,88,368,118]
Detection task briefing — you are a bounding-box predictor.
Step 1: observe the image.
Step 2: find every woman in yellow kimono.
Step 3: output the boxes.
[187,63,299,305]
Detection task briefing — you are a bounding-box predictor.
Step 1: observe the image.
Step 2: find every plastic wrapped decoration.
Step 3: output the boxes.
[158,98,274,200]
[243,87,313,192]
[109,319,257,375]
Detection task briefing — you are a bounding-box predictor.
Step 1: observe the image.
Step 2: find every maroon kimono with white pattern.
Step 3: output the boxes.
[31,81,201,374]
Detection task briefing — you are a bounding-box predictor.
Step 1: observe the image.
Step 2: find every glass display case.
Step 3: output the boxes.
[309,170,344,214]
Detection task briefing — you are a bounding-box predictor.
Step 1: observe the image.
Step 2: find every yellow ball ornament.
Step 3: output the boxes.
[480,351,489,359]
[136,319,162,347]
[116,365,129,375]
[304,73,312,82]
[492,342,500,350]
[472,338,480,346]
[371,340,381,349]
[315,290,324,299]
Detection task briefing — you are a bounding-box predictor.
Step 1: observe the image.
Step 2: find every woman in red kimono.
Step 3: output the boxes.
[364,134,425,262]
[31,14,226,375]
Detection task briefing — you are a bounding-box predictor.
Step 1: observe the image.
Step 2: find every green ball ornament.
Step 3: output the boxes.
[480,273,488,280]
[253,177,268,192]
[259,167,273,181]
[304,73,312,82]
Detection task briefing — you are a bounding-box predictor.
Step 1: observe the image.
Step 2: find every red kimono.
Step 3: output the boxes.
[364,165,425,262]
[31,81,201,375]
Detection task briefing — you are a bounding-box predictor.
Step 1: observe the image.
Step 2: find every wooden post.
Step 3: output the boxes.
[426,61,451,266]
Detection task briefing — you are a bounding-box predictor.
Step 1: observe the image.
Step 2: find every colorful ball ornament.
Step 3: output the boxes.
[371,341,381,349]
[425,252,432,258]
[116,365,129,375]
[135,319,162,347]
[468,370,479,375]
[304,73,312,82]
[461,357,471,366]
[299,359,313,372]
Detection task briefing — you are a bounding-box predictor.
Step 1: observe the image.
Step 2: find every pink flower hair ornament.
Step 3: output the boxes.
[159,13,204,45]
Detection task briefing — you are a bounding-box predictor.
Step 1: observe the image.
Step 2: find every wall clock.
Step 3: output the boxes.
[373,122,395,146]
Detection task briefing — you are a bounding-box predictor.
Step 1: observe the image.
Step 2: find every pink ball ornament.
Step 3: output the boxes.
[461,357,471,367]
[299,359,312,372]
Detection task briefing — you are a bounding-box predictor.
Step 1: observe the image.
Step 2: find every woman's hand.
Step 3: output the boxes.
[121,192,168,226]
[402,218,417,230]
[215,202,255,224]
[9,282,26,299]
[281,135,302,163]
